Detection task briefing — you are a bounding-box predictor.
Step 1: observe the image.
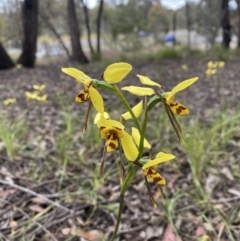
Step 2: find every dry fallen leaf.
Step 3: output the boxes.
[29,205,44,213]
[162,224,181,241]
[62,227,71,235]
[0,189,16,199]
[31,196,48,204]
[74,229,103,240]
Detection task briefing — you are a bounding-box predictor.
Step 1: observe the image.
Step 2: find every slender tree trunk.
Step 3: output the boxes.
[221,0,231,48]
[18,0,38,68]
[185,2,191,48]
[39,11,70,58]
[236,0,240,48]
[80,0,94,56]
[172,11,177,46]
[67,0,88,63]
[0,43,15,70]
[96,0,104,60]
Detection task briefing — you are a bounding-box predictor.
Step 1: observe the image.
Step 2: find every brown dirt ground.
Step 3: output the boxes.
[0,54,240,241]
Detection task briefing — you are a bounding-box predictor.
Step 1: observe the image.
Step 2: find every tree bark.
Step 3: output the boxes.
[67,0,88,63]
[0,43,15,70]
[18,0,38,68]
[221,0,231,48]
[96,0,104,60]
[185,2,191,48]
[236,0,240,48]
[80,0,94,56]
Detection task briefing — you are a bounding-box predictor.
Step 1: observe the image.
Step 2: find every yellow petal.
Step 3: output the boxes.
[142,152,175,169]
[103,62,132,83]
[3,98,17,106]
[75,90,90,102]
[89,86,104,114]
[122,101,143,121]
[106,138,119,152]
[121,86,155,96]
[136,75,161,87]
[37,94,47,102]
[181,64,188,71]
[97,115,124,129]
[205,69,217,76]
[94,112,110,124]
[218,61,225,68]
[120,131,139,161]
[207,61,214,69]
[33,84,46,91]
[170,77,198,96]
[143,168,166,185]
[168,102,189,115]
[62,68,92,85]
[131,127,151,149]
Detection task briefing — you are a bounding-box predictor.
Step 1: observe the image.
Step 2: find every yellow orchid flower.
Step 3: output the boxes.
[62,68,104,114]
[33,84,46,92]
[94,112,110,124]
[3,98,17,106]
[162,77,198,115]
[218,61,225,68]
[136,75,161,87]
[121,101,143,121]
[25,91,47,103]
[97,115,138,161]
[121,86,155,96]
[131,127,151,149]
[36,94,48,103]
[205,68,217,77]
[101,62,132,83]
[25,91,39,100]
[142,152,175,185]
[121,75,160,96]
[181,64,188,71]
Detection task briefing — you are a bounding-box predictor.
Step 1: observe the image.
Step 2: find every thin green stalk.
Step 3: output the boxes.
[109,193,124,241]
[110,163,138,241]
[138,97,148,158]
[113,84,141,132]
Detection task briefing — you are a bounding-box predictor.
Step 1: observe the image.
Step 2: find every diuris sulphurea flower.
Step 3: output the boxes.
[62,68,104,114]
[62,68,104,131]
[161,77,198,116]
[97,115,138,161]
[142,152,175,185]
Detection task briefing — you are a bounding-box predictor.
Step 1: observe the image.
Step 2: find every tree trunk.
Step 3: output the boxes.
[80,0,94,57]
[39,11,71,58]
[67,0,88,63]
[236,0,240,48]
[17,0,38,68]
[96,0,104,60]
[185,2,191,48]
[221,0,231,48]
[0,43,15,70]
[172,11,177,46]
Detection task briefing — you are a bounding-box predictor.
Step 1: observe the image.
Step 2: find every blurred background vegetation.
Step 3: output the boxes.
[0,0,239,68]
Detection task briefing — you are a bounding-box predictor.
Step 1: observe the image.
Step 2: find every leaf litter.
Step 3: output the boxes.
[0,56,240,240]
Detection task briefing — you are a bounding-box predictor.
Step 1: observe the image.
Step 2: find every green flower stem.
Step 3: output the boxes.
[138,97,148,158]
[110,164,138,241]
[92,79,116,93]
[113,84,141,132]
[147,95,162,112]
[109,193,124,241]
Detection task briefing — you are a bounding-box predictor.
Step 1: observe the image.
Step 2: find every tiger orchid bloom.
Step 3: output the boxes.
[161,77,198,115]
[61,68,104,114]
[142,152,175,185]
[96,115,138,161]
